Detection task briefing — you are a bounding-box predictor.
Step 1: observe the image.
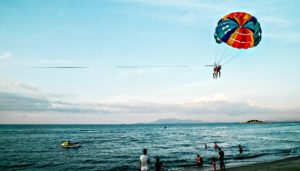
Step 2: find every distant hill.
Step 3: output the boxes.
[244,119,265,124]
[152,118,203,124]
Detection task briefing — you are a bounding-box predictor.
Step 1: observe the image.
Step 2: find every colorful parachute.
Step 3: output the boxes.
[214,12,262,49]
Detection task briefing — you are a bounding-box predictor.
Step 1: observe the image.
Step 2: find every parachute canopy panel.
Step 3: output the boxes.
[214,12,262,49]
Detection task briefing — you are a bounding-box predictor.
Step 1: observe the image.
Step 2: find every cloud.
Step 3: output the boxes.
[118,0,300,44]
[0,79,40,95]
[261,15,300,43]
[0,52,12,60]
[32,66,87,68]
[0,91,298,118]
[261,16,293,29]
[116,0,225,25]
[0,92,51,112]
[264,31,300,43]
[0,79,299,123]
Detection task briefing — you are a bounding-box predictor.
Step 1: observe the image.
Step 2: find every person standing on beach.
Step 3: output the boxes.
[195,154,203,167]
[211,157,217,171]
[140,149,149,171]
[218,148,225,170]
[238,144,243,154]
[154,156,163,171]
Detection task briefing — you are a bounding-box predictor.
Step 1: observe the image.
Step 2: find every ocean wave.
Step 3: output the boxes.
[0,123,299,170]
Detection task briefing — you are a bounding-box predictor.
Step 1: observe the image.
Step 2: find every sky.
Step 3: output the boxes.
[1,0,300,124]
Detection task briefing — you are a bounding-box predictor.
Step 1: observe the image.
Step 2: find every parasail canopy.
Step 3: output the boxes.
[214,12,262,49]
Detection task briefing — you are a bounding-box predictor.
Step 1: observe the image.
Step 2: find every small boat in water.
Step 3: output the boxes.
[61,140,81,148]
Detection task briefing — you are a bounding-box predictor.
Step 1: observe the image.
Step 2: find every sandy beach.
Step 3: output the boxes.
[184,156,300,171]
[226,156,300,171]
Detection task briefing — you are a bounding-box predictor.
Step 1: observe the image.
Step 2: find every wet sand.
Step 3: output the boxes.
[226,156,300,171]
[184,156,300,171]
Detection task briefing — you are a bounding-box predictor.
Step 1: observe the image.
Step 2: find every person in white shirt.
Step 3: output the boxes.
[140,149,149,171]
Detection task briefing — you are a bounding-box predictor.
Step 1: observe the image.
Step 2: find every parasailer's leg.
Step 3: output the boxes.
[213,72,216,79]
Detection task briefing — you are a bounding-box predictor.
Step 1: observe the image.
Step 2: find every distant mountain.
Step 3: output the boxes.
[243,119,266,124]
[152,118,203,124]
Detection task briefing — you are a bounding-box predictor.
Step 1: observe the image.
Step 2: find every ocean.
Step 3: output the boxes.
[0,122,299,170]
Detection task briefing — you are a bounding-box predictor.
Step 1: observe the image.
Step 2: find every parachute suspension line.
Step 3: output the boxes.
[213,40,221,64]
[214,42,218,64]
[218,44,235,65]
[222,51,243,66]
[216,45,226,64]
[219,49,237,64]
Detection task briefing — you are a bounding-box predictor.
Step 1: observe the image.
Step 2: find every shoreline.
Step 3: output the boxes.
[226,156,300,171]
[0,121,299,125]
[184,156,300,171]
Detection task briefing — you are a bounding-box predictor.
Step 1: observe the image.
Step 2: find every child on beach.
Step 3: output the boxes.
[211,157,216,171]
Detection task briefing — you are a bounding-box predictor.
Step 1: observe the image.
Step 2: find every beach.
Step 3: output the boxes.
[226,156,300,171]
[185,156,300,171]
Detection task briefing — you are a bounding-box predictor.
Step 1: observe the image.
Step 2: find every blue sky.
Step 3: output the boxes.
[0,0,300,123]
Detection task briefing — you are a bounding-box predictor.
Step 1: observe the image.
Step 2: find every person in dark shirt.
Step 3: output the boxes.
[154,156,163,171]
[238,144,243,154]
[218,148,225,170]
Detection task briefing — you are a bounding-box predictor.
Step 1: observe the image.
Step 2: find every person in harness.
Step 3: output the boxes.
[217,65,221,78]
[213,66,218,79]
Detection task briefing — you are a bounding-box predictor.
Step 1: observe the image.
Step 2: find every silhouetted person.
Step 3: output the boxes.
[213,66,218,79]
[238,144,243,154]
[154,156,163,171]
[140,149,149,171]
[217,65,221,78]
[205,143,208,149]
[218,148,225,170]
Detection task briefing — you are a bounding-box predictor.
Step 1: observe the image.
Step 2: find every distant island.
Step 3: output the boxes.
[244,119,265,124]
[152,118,203,124]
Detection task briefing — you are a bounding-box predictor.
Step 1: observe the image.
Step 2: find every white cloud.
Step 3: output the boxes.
[118,0,300,44]
[116,0,225,25]
[0,52,12,60]
[261,16,293,29]
[120,0,220,10]
[0,79,40,95]
[1,90,299,123]
[260,15,300,43]
[264,31,300,43]
[0,79,299,123]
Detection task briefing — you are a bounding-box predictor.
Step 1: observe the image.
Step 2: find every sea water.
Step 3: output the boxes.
[0,122,299,170]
